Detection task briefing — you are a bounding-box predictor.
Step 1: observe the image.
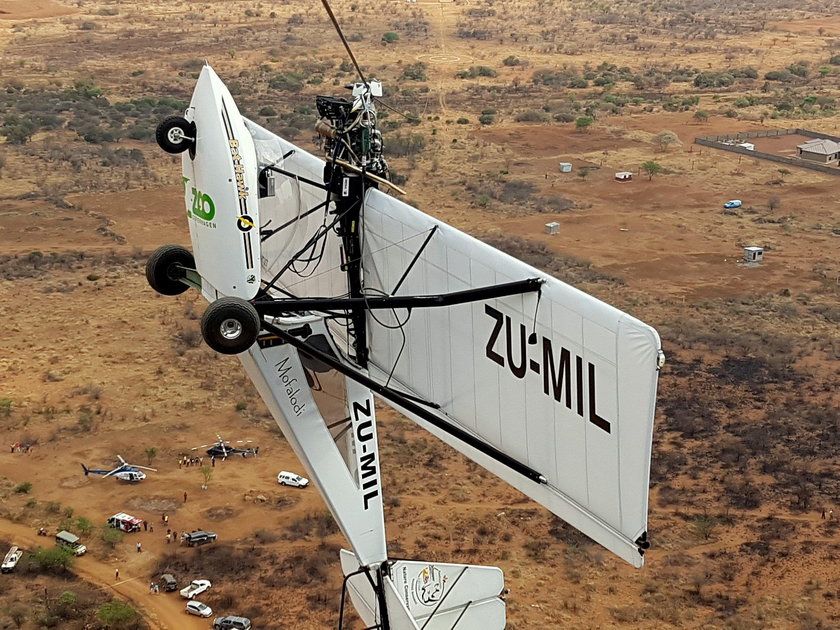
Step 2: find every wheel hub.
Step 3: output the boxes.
[220,319,243,340]
[167,127,185,144]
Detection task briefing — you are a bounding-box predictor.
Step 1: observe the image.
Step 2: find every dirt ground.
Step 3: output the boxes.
[2,0,840,629]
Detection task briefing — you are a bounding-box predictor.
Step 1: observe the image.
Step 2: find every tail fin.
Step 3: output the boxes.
[80,464,89,476]
[340,550,506,630]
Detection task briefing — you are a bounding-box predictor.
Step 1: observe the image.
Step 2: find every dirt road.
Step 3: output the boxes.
[0,518,207,630]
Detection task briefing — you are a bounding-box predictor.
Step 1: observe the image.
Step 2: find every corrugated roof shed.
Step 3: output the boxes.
[797,138,840,155]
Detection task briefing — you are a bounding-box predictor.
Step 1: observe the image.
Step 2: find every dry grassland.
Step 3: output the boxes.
[1,0,840,628]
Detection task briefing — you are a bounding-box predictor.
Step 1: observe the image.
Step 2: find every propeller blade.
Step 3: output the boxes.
[133,465,157,472]
[102,467,121,478]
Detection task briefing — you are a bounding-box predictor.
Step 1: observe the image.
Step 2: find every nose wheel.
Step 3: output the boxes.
[201,297,261,354]
[156,116,196,154]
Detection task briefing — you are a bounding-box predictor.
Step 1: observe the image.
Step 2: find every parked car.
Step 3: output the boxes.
[183,530,217,547]
[160,573,178,592]
[723,199,742,209]
[55,531,86,556]
[180,579,212,599]
[106,512,143,533]
[277,471,309,488]
[213,616,252,630]
[2,546,23,573]
[185,601,213,618]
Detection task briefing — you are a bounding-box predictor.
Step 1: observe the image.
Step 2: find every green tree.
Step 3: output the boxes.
[56,591,78,619]
[693,110,709,122]
[692,516,717,540]
[145,446,157,467]
[33,546,75,572]
[575,116,594,132]
[641,160,662,180]
[653,129,681,151]
[101,525,124,548]
[96,601,137,628]
[74,517,94,534]
[382,31,399,44]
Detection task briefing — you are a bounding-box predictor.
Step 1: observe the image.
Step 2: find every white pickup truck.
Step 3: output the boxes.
[180,579,212,599]
[2,546,23,573]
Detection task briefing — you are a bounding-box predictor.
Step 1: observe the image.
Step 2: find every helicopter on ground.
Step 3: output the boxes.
[80,455,156,482]
[192,434,256,459]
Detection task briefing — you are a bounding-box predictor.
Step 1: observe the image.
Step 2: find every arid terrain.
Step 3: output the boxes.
[1,0,840,629]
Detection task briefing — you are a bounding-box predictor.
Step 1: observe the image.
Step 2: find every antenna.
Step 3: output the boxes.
[320,0,368,87]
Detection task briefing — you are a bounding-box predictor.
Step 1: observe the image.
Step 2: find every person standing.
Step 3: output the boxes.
[136,542,142,553]
[115,568,120,581]
[183,491,188,503]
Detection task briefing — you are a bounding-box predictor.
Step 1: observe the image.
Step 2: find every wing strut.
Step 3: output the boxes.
[260,319,547,485]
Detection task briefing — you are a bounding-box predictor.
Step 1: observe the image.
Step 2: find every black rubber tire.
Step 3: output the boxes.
[146,245,195,296]
[200,297,261,355]
[156,116,195,154]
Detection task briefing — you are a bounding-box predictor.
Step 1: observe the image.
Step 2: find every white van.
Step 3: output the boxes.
[106,513,143,533]
[55,530,87,556]
[2,546,22,573]
[277,471,309,488]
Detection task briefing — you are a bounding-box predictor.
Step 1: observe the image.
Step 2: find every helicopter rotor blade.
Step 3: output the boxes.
[102,466,121,478]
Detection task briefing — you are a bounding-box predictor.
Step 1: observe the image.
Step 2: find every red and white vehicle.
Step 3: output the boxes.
[106,513,143,533]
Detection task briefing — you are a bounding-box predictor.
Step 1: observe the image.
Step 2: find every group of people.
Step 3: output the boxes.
[178,455,204,468]
[164,528,191,544]
[149,581,160,593]
[9,442,32,453]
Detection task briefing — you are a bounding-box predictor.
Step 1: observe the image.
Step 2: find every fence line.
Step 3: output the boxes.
[694,128,840,176]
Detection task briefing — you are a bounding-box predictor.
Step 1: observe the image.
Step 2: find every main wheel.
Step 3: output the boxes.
[201,297,261,355]
[156,116,195,154]
[146,245,195,296]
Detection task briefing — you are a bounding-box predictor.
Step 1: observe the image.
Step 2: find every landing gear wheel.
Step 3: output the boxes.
[156,116,195,154]
[201,297,261,355]
[146,244,195,296]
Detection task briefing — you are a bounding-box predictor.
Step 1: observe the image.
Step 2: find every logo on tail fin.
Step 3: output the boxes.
[411,565,447,607]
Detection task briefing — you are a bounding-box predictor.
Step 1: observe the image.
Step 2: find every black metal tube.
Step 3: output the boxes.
[260,319,547,485]
[253,278,543,315]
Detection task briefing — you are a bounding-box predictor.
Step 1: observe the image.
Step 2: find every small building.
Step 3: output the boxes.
[743,246,764,264]
[737,142,755,151]
[559,162,572,173]
[615,171,633,182]
[545,222,560,235]
[797,138,840,164]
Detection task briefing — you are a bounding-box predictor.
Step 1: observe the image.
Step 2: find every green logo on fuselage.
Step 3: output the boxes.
[191,188,215,221]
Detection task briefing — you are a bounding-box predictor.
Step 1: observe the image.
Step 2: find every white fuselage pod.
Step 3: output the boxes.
[239,327,387,568]
[182,65,260,300]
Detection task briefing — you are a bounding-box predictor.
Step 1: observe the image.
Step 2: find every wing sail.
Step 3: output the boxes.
[361,189,661,567]
[242,116,662,567]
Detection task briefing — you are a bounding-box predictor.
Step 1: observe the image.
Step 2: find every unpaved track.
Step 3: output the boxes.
[0,519,206,630]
